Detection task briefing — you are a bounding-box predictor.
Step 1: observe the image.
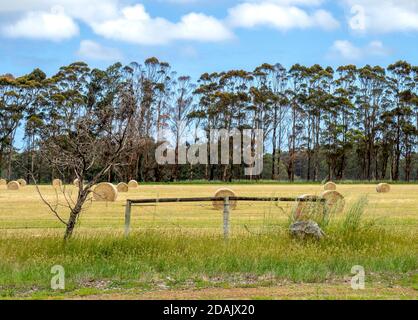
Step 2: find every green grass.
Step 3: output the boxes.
[0,220,416,298]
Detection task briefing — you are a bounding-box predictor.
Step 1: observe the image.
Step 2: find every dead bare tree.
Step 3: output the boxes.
[36,62,135,240]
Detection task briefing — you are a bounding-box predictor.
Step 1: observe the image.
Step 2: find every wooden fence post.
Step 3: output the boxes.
[223,196,230,240]
[125,200,132,237]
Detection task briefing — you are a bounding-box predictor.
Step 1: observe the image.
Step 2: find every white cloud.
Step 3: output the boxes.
[331,40,362,60]
[3,6,79,41]
[330,40,390,61]
[345,0,418,33]
[1,1,232,44]
[90,4,233,45]
[0,0,119,23]
[77,40,122,61]
[367,40,390,56]
[0,0,116,41]
[176,13,234,41]
[227,1,339,31]
[0,0,341,44]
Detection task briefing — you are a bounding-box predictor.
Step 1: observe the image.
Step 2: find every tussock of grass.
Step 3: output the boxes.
[341,196,368,233]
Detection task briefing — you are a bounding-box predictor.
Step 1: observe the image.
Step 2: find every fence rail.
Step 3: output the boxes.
[124,196,325,238]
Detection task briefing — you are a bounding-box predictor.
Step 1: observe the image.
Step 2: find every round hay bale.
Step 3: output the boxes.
[320,190,345,213]
[376,183,390,193]
[17,179,27,187]
[212,188,237,210]
[128,180,138,188]
[117,182,129,193]
[7,181,20,190]
[52,179,62,188]
[324,181,337,191]
[294,194,323,220]
[0,179,6,186]
[93,183,118,202]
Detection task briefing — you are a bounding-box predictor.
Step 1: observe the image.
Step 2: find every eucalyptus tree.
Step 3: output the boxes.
[334,65,357,179]
[355,65,387,180]
[398,89,418,181]
[252,64,274,133]
[387,61,417,181]
[218,70,252,180]
[304,64,327,181]
[124,58,173,181]
[0,70,45,179]
[168,75,196,181]
[251,64,276,179]
[314,66,335,181]
[412,66,418,180]
[286,64,309,181]
[267,64,290,180]
[192,72,222,180]
[23,69,48,181]
[192,70,253,180]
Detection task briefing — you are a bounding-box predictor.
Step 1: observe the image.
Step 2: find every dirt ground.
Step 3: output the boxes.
[72,283,418,300]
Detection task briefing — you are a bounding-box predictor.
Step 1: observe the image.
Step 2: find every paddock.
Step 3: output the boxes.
[0,183,416,236]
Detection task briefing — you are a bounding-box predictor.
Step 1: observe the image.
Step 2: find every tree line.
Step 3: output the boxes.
[1,58,417,183]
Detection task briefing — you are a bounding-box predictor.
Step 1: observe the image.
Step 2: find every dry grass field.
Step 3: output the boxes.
[1,183,417,234]
[0,183,417,300]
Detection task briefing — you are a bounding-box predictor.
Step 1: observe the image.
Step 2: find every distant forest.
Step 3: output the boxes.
[1,58,417,183]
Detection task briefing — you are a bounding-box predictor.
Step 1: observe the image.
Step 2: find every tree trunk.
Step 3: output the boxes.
[0,151,3,178]
[64,189,89,240]
[271,107,279,180]
[64,211,78,241]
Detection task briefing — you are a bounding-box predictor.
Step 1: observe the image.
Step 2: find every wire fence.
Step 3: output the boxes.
[124,196,325,238]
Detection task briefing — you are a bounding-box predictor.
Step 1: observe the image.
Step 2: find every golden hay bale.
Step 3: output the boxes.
[376,183,390,193]
[17,179,27,187]
[52,179,62,188]
[212,188,237,210]
[7,181,20,190]
[0,179,6,186]
[93,183,118,202]
[324,181,337,191]
[320,190,345,213]
[128,180,138,188]
[117,182,129,193]
[294,194,323,220]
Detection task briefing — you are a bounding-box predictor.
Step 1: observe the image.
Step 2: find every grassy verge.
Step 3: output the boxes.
[0,197,416,299]
[0,224,416,299]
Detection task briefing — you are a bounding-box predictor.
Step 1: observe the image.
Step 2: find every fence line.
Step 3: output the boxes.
[124,196,325,238]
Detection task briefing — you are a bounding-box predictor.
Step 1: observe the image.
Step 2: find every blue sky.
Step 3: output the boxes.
[1,0,418,81]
